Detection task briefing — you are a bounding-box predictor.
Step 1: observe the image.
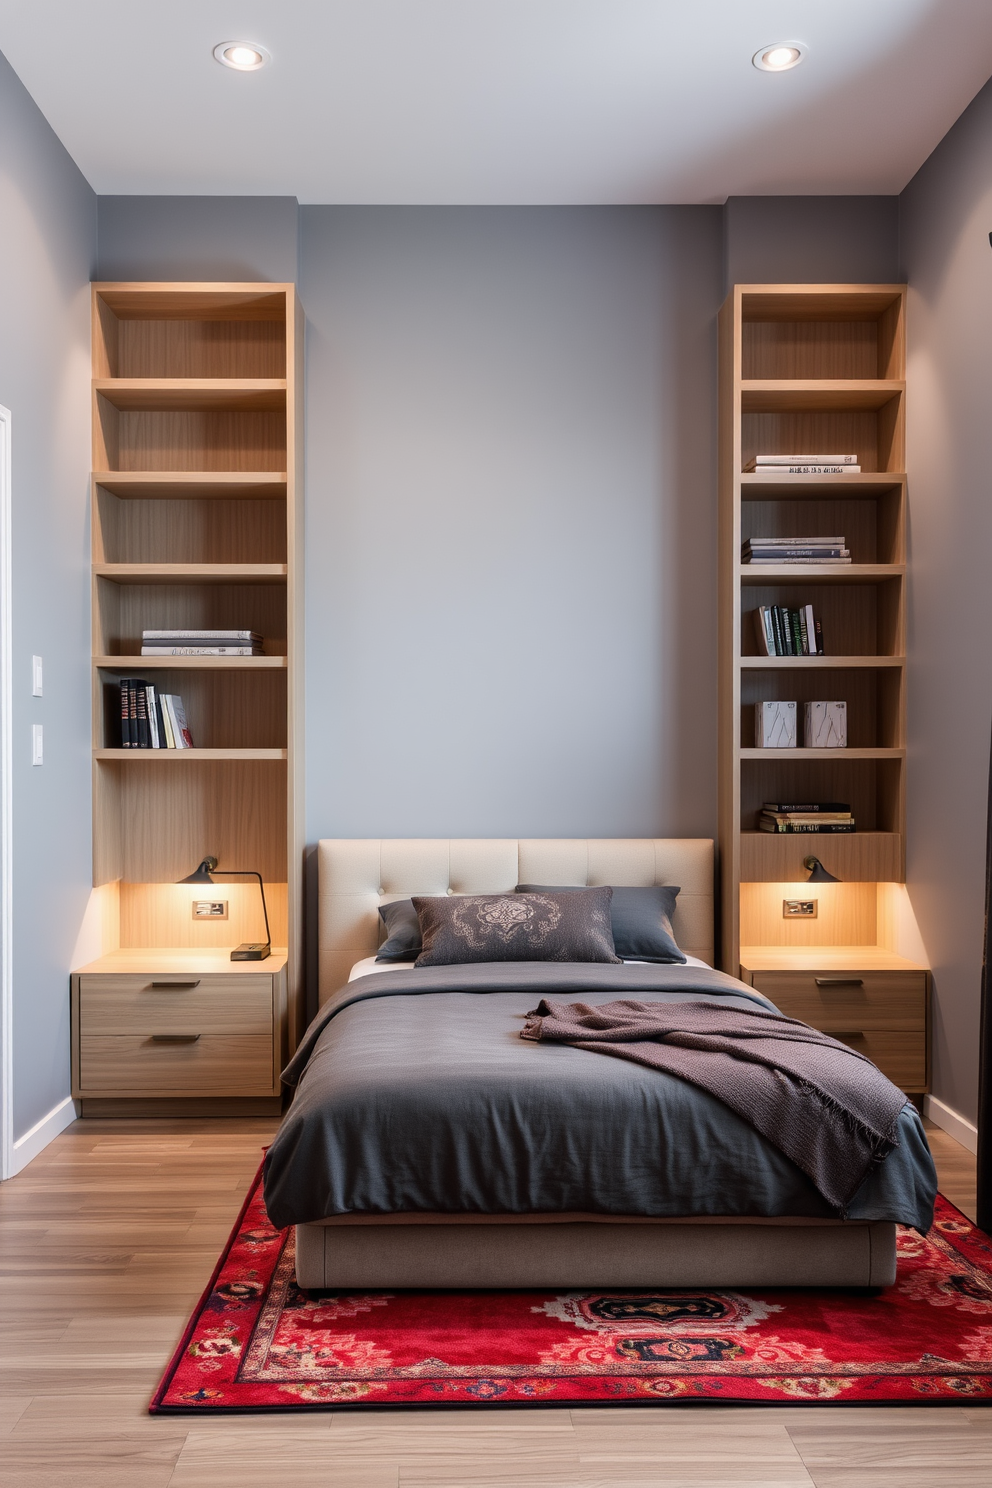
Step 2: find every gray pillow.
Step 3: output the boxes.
[515,883,686,964]
[413,888,620,967]
[375,899,423,962]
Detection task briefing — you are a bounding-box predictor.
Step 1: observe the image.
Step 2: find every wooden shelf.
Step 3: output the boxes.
[93,472,287,500]
[741,747,903,761]
[94,654,286,670]
[740,380,904,413]
[94,563,286,585]
[740,832,903,885]
[740,656,904,669]
[740,564,902,586]
[741,473,905,499]
[94,379,286,412]
[94,748,287,761]
[740,944,926,973]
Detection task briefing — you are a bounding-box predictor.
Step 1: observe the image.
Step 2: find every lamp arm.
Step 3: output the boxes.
[213,869,271,946]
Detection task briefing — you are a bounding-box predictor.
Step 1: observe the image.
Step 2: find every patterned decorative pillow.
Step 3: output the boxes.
[413,888,620,967]
[515,883,686,964]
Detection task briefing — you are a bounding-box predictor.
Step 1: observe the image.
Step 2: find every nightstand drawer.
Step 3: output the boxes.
[78,973,273,1036]
[825,1031,927,1094]
[751,971,927,1031]
[78,1034,275,1095]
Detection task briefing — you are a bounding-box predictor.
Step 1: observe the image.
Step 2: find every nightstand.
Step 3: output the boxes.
[71,949,288,1116]
[738,947,930,1096]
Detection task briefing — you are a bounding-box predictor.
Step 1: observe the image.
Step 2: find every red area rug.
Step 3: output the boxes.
[151,1167,992,1410]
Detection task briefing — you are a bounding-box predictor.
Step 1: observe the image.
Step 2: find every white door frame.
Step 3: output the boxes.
[0,406,12,1179]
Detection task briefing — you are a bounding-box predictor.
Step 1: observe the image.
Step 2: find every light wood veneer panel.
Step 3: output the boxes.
[94,759,287,884]
[740,831,903,884]
[96,489,287,564]
[79,973,273,1034]
[78,1034,274,1095]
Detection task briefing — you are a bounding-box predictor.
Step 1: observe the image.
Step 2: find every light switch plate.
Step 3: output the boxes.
[783,899,817,918]
[31,655,42,697]
[31,723,43,766]
[193,900,228,919]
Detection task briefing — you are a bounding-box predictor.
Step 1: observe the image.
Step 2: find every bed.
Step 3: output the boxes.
[264,838,937,1290]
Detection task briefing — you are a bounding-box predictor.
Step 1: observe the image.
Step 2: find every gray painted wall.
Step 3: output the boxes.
[724,196,899,289]
[0,52,95,1140]
[97,196,299,284]
[900,76,992,1123]
[300,207,723,839]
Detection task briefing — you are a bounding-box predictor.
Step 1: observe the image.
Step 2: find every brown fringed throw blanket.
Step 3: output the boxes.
[521,998,907,1214]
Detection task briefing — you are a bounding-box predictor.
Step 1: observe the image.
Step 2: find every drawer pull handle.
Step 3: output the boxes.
[832,1030,866,1039]
[149,1033,201,1044]
[815,978,864,988]
[149,980,200,990]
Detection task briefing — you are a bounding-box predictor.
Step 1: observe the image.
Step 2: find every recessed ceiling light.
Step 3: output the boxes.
[752,42,807,73]
[213,40,270,72]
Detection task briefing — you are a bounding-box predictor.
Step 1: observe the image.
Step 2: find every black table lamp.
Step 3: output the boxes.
[180,856,271,960]
[804,855,841,884]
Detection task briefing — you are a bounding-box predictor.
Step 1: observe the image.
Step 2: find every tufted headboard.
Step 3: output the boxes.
[317,838,714,1005]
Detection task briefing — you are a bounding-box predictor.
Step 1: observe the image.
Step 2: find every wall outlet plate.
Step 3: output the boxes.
[192,899,228,919]
[783,899,817,918]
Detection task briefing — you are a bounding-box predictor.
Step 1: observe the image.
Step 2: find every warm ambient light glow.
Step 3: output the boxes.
[752,42,807,72]
[213,41,270,71]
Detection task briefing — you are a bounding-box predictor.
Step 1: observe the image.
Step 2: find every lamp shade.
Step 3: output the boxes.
[179,856,218,885]
[803,855,841,884]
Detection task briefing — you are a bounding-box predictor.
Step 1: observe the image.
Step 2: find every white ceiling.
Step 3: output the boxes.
[1,1,991,204]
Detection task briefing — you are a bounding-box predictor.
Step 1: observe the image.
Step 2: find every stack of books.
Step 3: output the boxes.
[141,629,264,656]
[753,604,824,656]
[744,454,861,475]
[743,536,851,565]
[759,802,854,834]
[119,680,194,749]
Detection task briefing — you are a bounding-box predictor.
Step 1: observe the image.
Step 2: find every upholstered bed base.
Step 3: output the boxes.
[294,1217,897,1290]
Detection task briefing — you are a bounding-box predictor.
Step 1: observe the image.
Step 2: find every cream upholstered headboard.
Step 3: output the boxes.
[317,838,714,1005]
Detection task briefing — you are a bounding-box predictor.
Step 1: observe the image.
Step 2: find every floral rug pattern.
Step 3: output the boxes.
[152,1172,992,1409]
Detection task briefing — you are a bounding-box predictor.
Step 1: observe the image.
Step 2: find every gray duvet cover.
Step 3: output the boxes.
[262,962,937,1231]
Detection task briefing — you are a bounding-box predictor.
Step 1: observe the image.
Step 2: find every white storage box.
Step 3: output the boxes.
[804,700,847,748]
[755,700,797,748]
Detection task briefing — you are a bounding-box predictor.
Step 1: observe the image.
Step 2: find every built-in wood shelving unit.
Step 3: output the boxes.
[718,284,909,971]
[90,282,305,1047]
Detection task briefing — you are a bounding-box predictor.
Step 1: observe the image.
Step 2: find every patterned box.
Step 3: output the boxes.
[804,700,847,748]
[754,700,797,748]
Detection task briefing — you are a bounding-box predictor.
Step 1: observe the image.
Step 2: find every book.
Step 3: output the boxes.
[128,680,139,748]
[162,695,184,748]
[159,694,176,749]
[134,681,151,748]
[752,465,861,476]
[146,685,161,749]
[749,455,859,466]
[758,820,856,833]
[746,536,846,546]
[744,548,849,561]
[753,606,775,656]
[763,802,851,813]
[119,679,132,747]
[762,812,853,824]
[140,646,263,656]
[169,694,194,748]
[141,629,262,641]
[805,604,819,655]
[790,609,804,655]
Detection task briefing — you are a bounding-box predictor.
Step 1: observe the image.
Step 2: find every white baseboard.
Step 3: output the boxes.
[924,1094,978,1155]
[8,1094,79,1177]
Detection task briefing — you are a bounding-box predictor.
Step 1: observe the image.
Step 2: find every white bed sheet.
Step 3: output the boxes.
[348,953,712,981]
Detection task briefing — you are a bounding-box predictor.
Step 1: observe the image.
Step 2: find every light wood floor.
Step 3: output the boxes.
[0,1116,988,1487]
